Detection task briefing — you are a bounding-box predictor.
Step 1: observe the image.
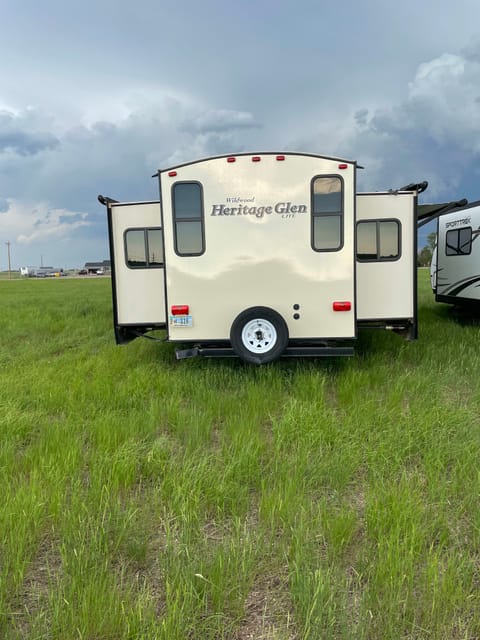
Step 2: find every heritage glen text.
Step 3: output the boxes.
[211,202,307,218]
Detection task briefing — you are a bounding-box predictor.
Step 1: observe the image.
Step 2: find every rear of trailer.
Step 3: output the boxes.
[101,152,420,363]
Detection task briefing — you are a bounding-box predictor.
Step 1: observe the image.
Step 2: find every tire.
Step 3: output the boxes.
[230,307,289,364]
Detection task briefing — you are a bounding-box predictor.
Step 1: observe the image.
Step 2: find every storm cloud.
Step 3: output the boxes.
[329,48,480,199]
[0,109,59,156]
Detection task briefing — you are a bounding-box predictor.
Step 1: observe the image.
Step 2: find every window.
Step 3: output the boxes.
[172,182,205,256]
[311,176,343,251]
[446,227,472,256]
[147,229,163,266]
[125,228,164,268]
[356,219,401,261]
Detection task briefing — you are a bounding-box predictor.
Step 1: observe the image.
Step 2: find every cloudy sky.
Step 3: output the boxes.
[2,0,480,269]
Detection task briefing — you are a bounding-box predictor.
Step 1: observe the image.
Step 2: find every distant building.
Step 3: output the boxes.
[84,260,111,274]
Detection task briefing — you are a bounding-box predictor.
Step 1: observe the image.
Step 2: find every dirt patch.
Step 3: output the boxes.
[10,535,63,635]
[235,570,298,640]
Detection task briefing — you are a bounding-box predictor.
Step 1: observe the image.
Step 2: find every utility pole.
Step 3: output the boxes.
[5,241,11,279]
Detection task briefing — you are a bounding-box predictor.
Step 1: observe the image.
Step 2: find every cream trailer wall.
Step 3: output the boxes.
[110,202,166,326]
[356,192,416,321]
[159,154,356,342]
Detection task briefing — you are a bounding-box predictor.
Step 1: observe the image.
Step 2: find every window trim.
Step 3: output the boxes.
[445,226,472,256]
[124,227,164,269]
[171,181,205,257]
[356,218,402,263]
[310,174,344,253]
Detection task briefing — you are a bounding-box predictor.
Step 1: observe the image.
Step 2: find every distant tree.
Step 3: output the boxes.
[418,246,432,267]
[427,231,437,251]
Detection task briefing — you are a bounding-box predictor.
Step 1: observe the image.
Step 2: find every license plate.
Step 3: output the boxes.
[169,315,193,327]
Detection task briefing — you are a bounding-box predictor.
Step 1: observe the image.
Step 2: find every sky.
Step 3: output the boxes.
[2,0,480,269]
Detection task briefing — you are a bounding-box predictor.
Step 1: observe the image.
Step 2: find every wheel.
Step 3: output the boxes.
[230,307,289,364]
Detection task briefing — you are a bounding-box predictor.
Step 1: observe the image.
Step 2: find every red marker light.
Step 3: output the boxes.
[333,301,351,312]
[168,171,177,177]
[227,157,236,163]
[276,155,285,161]
[252,156,261,162]
[171,305,189,315]
[338,164,348,170]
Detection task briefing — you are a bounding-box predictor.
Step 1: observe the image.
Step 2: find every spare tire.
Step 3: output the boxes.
[230,307,289,364]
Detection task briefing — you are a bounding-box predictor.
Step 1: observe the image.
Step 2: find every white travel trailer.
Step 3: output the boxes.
[20,266,36,277]
[429,200,480,306]
[100,152,423,363]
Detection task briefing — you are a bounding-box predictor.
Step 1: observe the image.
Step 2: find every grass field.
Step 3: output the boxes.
[1,271,479,639]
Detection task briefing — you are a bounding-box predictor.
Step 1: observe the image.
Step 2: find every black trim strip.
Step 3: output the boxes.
[105,202,121,344]
[114,324,166,345]
[175,345,355,360]
[441,275,480,297]
[436,293,480,306]
[353,165,358,337]
[412,193,418,340]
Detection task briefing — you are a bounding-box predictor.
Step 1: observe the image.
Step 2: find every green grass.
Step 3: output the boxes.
[1,272,480,639]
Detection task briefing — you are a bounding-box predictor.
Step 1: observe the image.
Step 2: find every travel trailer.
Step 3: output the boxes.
[100,152,424,363]
[429,200,480,307]
[19,266,36,277]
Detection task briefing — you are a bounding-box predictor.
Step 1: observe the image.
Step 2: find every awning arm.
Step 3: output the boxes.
[417,199,468,228]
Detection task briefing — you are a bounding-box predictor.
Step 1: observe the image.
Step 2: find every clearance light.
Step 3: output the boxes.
[171,305,189,315]
[168,171,177,177]
[276,155,285,161]
[338,164,348,170]
[333,301,351,312]
[227,157,236,163]
[252,156,261,162]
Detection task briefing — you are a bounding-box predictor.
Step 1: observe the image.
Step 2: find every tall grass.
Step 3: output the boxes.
[0,273,479,638]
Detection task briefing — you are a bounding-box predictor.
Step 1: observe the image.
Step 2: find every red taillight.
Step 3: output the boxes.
[171,305,189,315]
[252,156,261,162]
[227,157,236,163]
[276,155,285,161]
[168,171,177,177]
[333,301,351,312]
[338,163,348,170]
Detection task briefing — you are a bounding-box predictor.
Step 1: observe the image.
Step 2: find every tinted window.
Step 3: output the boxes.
[172,182,205,255]
[175,221,204,255]
[313,177,342,213]
[126,229,147,267]
[147,229,164,265]
[356,219,400,262]
[313,216,342,250]
[356,221,377,260]
[446,227,472,256]
[379,221,400,258]
[173,183,203,219]
[125,228,163,268]
[311,176,343,252]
